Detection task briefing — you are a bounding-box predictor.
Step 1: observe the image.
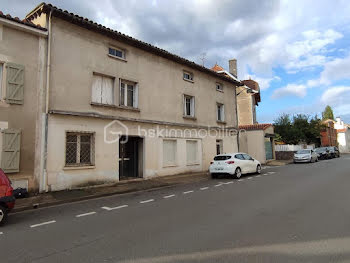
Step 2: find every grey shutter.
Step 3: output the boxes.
[5,63,25,105]
[1,129,21,173]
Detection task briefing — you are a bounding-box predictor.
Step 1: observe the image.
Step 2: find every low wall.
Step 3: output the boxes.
[276,151,295,160]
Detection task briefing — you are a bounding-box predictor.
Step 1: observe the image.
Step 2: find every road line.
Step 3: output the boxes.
[256,175,262,178]
[30,220,56,228]
[140,199,154,204]
[223,182,233,185]
[183,190,194,194]
[102,205,128,211]
[200,187,209,190]
[262,173,268,175]
[214,184,223,187]
[238,179,244,182]
[76,211,96,218]
[247,177,253,180]
[268,172,276,174]
[163,194,175,199]
[0,232,3,235]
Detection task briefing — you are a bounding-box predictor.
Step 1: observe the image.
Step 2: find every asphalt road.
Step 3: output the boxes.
[1,154,350,263]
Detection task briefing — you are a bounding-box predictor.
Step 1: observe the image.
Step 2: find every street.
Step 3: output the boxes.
[1,155,350,263]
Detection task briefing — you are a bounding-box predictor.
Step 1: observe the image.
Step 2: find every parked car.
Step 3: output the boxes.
[209,153,261,179]
[0,169,15,226]
[327,146,340,158]
[293,149,318,163]
[315,147,331,160]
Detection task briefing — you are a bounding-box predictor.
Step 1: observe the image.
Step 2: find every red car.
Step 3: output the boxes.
[0,169,15,226]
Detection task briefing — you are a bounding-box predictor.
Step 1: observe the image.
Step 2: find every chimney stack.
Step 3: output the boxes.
[229,59,237,78]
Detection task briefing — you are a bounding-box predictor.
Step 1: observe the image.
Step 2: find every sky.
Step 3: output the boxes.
[2,0,350,124]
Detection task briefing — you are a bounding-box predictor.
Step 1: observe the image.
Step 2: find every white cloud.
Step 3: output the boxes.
[272,84,307,99]
[321,86,350,117]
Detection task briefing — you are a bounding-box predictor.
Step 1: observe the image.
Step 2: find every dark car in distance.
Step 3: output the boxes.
[315,147,331,160]
[327,146,340,158]
[0,169,15,226]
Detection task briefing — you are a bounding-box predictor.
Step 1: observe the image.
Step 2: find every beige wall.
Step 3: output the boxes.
[236,86,254,125]
[0,23,46,190]
[239,130,266,164]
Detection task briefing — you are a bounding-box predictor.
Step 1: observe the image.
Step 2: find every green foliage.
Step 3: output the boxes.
[322,105,334,120]
[274,113,322,145]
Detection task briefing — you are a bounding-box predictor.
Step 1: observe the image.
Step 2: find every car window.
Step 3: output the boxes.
[243,154,252,160]
[214,155,231,161]
[296,150,310,154]
[234,154,245,160]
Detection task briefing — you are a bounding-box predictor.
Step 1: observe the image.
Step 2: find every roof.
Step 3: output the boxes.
[336,128,347,133]
[239,123,273,131]
[0,11,46,31]
[26,3,242,86]
[211,64,224,72]
[242,79,261,104]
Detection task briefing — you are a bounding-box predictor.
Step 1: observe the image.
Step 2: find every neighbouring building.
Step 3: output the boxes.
[321,119,338,147]
[0,12,47,191]
[211,61,275,163]
[334,117,350,153]
[20,3,242,192]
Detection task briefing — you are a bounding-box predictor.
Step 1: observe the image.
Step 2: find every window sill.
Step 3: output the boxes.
[186,162,200,166]
[163,164,178,168]
[183,115,197,120]
[183,78,194,83]
[91,102,140,112]
[217,120,227,125]
[216,89,224,93]
[107,54,127,62]
[63,165,95,170]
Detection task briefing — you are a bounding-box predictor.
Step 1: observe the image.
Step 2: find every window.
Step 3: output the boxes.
[216,140,223,155]
[183,71,193,81]
[92,74,114,105]
[109,47,125,59]
[65,133,94,166]
[217,103,225,122]
[235,154,245,160]
[216,83,223,92]
[163,139,177,166]
[184,95,195,117]
[0,64,3,99]
[186,140,198,164]
[243,153,253,160]
[120,80,138,108]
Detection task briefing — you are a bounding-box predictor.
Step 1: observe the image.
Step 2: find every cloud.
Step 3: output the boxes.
[272,84,307,99]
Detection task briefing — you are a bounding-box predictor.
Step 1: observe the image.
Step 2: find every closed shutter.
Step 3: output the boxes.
[5,63,25,105]
[163,140,176,166]
[1,129,21,173]
[92,75,102,103]
[101,76,114,105]
[186,140,198,164]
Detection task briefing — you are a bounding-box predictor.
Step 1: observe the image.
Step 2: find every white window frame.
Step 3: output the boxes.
[108,46,126,60]
[183,71,194,82]
[119,79,138,108]
[184,95,195,117]
[216,83,223,92]
[162,139,177,167]
[217,103,225,122]
[91,73,115,105]
[65,132,95,167]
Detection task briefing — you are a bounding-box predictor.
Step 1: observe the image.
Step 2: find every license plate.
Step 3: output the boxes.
[216,168,224,171]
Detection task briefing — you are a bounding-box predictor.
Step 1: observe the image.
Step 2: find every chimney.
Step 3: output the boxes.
[229,59,237,78]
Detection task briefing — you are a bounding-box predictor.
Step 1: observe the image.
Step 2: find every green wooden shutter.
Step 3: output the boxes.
[1,129,21,173]
[5,63,25,105]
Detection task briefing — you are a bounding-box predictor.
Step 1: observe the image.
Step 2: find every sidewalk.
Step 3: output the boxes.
[13,172,210,213]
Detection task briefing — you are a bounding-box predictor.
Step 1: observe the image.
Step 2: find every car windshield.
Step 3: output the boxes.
[315,148,324,152]
[214,155,231,161]
[296,150,310,154]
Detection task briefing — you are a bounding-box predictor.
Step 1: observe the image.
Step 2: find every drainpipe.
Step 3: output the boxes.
[235,85,240,152]
[41,10,52,193]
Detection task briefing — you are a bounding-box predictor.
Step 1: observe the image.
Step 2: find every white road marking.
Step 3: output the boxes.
[247,177,253,180]
[0,232,3,235]
[200,187,209,190]
[223,182,233,185]
[262,173,268,175]
[183,190,194,194]
[256,175,262,178]
[30,220,56,228]
[76,211,96,218]
[214,184,223,187]
[268,172,276,174]
[163,194,175,199]
[140,199,154,204]
[238,179,244,182]
[102,205,128,211]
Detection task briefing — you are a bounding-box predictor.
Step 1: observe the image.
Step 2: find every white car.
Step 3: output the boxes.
[293,149,318,163]
[209,153,262,179]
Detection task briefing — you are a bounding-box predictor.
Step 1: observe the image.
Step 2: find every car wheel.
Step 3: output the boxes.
[234,167,242,179]
[256,165,262,174]
[0,205,8,226]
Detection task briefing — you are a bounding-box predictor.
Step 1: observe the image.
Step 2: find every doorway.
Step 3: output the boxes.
[119,136,143,180]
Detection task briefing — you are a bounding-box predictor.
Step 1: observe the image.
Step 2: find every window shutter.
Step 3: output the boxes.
[101,76,114,105]
[5,63,25,105]
[134,84,139,108]
[1,128,21,173]
[92,75,102,103]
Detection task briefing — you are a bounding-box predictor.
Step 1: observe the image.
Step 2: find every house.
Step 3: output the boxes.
[0,12,47,191]
[321,119,338,147]
[10,3,242,192]
[334,117,350,153]
[211,61,275,163]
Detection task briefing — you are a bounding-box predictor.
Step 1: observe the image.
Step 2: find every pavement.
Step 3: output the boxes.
[1,154,350,262]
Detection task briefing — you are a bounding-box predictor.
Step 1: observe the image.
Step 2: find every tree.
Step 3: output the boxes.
[322,105,334,120]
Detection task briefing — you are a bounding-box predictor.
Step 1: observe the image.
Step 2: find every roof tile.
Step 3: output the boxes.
[239,124,273,131]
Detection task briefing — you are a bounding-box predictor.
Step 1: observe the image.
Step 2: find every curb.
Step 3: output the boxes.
[12,173,209,213]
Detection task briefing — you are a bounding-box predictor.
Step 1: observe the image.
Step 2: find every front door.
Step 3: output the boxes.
[119,136,139,179]
[265,138,273,160]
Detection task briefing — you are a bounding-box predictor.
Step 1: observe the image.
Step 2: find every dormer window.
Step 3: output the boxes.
[109,47,125,59]
[183,71,193,82]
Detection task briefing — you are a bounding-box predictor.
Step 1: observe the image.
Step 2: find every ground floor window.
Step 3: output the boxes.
[216,139,223,155]
[186,140,198,164]
[163,139,177,166]
[65,132,95,166]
